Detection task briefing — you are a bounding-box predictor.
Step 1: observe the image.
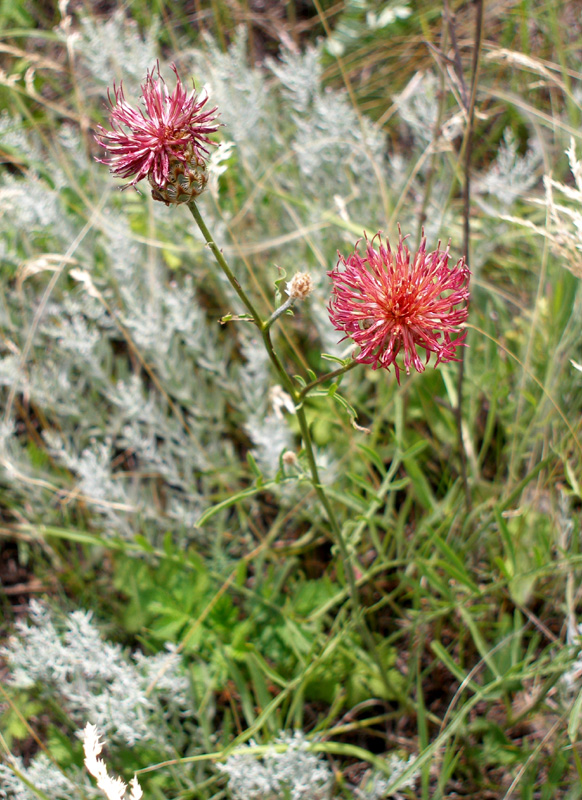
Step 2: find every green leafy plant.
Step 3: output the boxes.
[2,1,582,798]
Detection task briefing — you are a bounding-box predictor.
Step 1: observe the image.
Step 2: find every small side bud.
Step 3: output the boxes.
[282,450,298,467]
[286,272,314,301]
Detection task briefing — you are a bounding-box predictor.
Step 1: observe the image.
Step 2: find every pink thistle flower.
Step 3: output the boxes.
[95,63,219,202]
[328,231,470,382]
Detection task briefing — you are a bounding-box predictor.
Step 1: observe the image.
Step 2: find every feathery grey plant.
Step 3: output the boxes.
[2,601,190,746]
[266,46,322,114]
[71,8,159,93]
[0,22,467,607]
[357,755,418,799]
[193,28,269,165]
[239,339,294,475]
[0,109,43,165]
[292,90,384,187]
[0,754,84,800]
[0,172,67,233]
[218,732,333,800]
[476,128,541,206]
[394,71,463,147]
[246,410,293,475]
[192,31,388,232]
[0,107,235,542]
[0,30,404,548]
[83,724,143,800]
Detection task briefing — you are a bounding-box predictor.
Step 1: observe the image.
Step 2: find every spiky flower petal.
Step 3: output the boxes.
[95,63,219,202]
[328,232,470,382]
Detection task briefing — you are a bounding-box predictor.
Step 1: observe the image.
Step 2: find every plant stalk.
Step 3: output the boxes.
[188,200,263,328]
[188,201,398,703]
[298,359,359,401]
[263,296,295,331]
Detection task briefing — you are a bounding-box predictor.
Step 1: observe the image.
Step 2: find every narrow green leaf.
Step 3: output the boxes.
[430,641,480,692]
[494,507,516,571]
[197,483,276,527]
[568,686,582,742]
[400,439,429,460]
[357,443,387,476]
[433,536,480,593]
[321,353,348,365]
[246,451,263,480]
[459,607,502,680]
[346,472,382,503]
[324,487,368,513]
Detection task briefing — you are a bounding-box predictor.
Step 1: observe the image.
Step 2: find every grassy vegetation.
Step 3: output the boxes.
[1,0,582,798]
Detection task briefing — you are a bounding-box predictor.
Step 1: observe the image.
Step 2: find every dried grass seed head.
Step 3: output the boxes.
[83,723,143,800]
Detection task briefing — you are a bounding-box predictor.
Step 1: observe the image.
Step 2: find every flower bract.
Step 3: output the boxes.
[328,232,470,382]
[95,63,219,202]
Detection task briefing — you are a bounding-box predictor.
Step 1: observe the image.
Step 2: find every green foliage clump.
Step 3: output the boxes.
[1,1,582,799]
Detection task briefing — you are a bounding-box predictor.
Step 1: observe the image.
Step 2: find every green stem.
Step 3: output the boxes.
[188,200,263,328]
[263,296,295,331]
[260,332,397,701]
[188,200,399,702]
[295,399,402,701]
[259,324,297,396]
[298,359,359,401]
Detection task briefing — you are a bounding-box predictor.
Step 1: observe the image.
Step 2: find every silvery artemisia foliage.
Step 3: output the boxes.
[0,754,84,800]
[239,338,293,475]
[70,9,159,93]
[1,601,190,747]
[191,29,387,228]
[219,732,333,800]
[395,72,441,144]
[191,30,269,169]
[476,128,541,206]
[0,128,233,539]
[357,755,418,799]
[266,46,322,114]
[0,21,484,547]
[1,25,378,546]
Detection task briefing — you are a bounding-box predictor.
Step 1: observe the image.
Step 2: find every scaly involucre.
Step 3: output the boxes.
[95,63,219,190]
[328,232,470,382]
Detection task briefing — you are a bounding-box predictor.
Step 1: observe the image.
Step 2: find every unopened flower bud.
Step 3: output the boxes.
[286,272,314,300]
[282,450,298,466]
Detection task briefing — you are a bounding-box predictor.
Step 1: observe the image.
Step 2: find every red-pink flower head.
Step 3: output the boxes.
[328,231,470,382]
[95,63,219,203]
